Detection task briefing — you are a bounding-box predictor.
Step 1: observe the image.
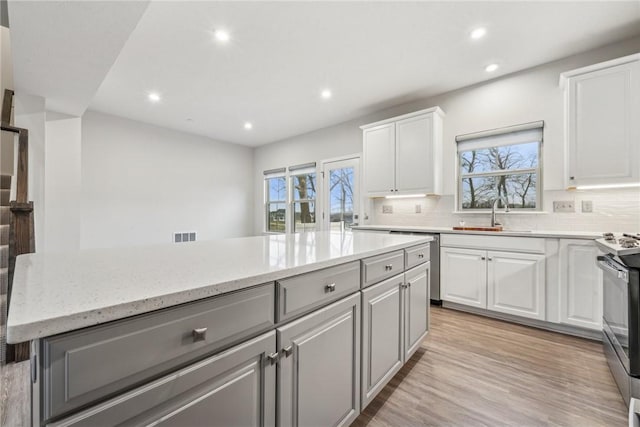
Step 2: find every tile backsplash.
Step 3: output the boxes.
[367,188,640,232]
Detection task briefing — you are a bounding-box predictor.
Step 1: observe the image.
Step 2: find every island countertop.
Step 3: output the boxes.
[7,231,432,343]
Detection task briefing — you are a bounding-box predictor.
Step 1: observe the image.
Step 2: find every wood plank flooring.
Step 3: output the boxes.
[0,360,29,427]
[352,306,627,427]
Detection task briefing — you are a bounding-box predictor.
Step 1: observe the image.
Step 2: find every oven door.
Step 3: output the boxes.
[599,255,632,373]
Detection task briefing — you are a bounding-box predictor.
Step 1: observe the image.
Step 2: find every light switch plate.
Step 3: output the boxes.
[553,201,575,213]
[582,200,593,213]
[382,205,393,214]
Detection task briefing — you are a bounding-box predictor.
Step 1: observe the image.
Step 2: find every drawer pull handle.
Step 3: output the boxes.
[325,283,336,293]
[487,257,493,261]
[418,253,424,258]
[283,345,293,357]
[192,327,208,342]
[385,264,393,271]
[481,256,486,261]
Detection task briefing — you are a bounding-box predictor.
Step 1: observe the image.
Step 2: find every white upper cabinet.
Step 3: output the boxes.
[362,107,444,197]
[561,54,640,188]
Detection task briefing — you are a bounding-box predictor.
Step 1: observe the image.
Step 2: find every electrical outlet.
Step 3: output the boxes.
[415,204,421,214]
[581,200,593,213]
[382,205,393,214]
[552,201,575,213]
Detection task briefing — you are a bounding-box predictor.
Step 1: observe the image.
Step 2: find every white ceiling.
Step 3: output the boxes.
[8,0,150,116]
[9,1,640,146]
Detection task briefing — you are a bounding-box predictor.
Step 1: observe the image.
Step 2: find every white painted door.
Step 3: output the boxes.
[440,247,487,309]
[322,157,360,231]
[361,274,404,409]
[404,264,429,361]
[277,294,360,427]
[363,123,395,196]
[566,59,640,188]
[559,239,603,330]
[395,114,433,194]
[487,251,546,320]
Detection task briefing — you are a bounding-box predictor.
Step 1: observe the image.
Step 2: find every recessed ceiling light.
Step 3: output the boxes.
[470,27,487,40]
[148,92,161,102]
[321,89,332,99]
[485,63,499,72]
[214,29,230,43]
[244,122,253,130]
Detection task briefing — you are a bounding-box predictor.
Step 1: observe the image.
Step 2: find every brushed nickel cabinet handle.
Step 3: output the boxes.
[325,283,336,293]
[418,253,424,258]
[385,264,393,271]
[283,345,293,357]
[481,256,486,261]
[192,327,208,342]
[266,352,280,365]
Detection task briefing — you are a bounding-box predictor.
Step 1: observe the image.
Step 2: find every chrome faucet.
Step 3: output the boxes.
[491,196,510,227]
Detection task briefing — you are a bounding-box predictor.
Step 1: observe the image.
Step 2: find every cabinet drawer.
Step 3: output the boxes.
[41,283,275,422]
[441,234,545,254]
[405,243,430,269]
[362,250,405,288]
[276,261,360,322]
[49,331,276,427]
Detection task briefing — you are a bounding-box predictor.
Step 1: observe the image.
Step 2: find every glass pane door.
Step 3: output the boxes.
[322,158,359,231]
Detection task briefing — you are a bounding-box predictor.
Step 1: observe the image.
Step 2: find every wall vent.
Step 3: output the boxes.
[174,232,197,243]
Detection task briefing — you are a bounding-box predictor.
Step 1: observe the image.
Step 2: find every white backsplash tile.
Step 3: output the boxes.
[367,188,640,233]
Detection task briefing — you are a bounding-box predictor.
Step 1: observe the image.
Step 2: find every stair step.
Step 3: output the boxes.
[0,174,11,190]
[0,189,9,206]
[0,206,8,225]
[0,224,8,245]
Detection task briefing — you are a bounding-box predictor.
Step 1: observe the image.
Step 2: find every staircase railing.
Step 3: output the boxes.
[1,88,34,362]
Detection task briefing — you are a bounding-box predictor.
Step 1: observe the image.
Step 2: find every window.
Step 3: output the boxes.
[290,166,317,232]
[264,169,286,233]
[457,122,543,210]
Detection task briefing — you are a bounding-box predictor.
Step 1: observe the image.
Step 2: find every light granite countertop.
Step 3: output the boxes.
[352,225,602,239]
[7,231,431,343]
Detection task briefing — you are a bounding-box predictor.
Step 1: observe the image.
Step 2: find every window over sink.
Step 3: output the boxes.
[456,121,543,211]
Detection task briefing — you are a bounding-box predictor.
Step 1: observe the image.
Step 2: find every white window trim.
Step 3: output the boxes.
[455,122,544,212]
[264,170,287,234]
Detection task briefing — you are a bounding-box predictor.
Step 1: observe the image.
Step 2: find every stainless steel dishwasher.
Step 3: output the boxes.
[389,231,441,304]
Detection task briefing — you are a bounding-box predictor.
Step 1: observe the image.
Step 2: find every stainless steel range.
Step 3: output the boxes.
[596,233,640,407]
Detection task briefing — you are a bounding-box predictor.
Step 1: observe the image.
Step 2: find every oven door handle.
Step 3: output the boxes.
[597,255,629,281]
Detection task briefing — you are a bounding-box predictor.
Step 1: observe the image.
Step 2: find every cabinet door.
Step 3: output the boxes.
[363,123,395,196]
[559,239,603,330]
[404,263,430,361]
[50,332,276,427]
[566,59,640,187]
[440,247,487,309]
[277,293,360,427]
[361,274,404,409]
[395,114,433,194]
[487,251,546,320]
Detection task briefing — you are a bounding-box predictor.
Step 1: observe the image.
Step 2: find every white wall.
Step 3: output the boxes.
[45,116,82,252]
[253,36,640,234]
[80,111,254,249]
[14,92,45,251]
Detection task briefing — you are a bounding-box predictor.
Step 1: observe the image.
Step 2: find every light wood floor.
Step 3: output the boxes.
[353,306,627,427]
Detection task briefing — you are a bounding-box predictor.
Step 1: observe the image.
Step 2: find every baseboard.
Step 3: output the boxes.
[441,301,602,341]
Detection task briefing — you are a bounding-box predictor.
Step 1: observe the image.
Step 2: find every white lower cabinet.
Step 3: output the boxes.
[361,274,404,408]
[50,331,277,427]
[558,239,603,330]
[404,264,430,360]
[440,247,487,308]
[441,244,546,320]
[361,264,430,408]
[277,293,361,427]
[487,251,546,320]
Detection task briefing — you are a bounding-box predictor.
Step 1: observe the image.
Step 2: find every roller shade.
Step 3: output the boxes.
[456,121,544,152]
